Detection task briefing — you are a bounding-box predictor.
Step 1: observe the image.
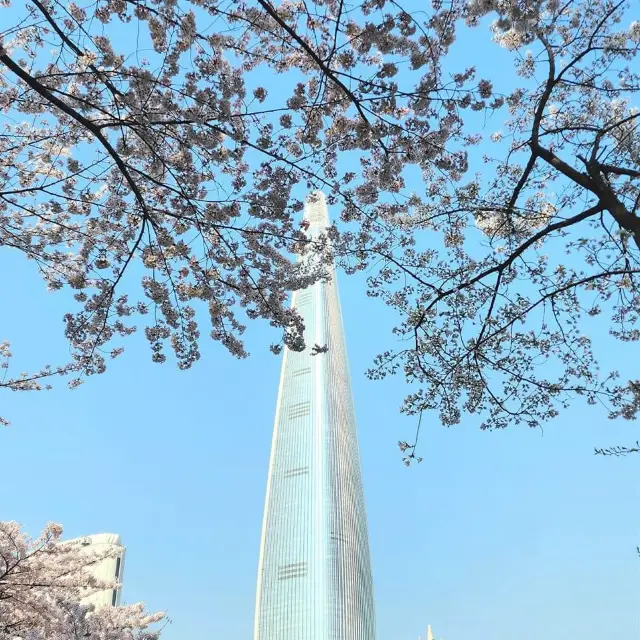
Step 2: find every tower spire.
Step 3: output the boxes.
[303,190,330,227]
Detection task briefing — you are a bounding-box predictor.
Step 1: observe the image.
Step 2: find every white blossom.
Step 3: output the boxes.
[0,0,638,433]
[0,522,165,639]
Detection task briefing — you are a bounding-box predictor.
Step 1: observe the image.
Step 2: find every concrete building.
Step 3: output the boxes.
[254,192,376,639]
[64,533,126,608]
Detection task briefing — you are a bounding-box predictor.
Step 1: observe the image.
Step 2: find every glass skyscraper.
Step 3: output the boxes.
[254,192,376,639]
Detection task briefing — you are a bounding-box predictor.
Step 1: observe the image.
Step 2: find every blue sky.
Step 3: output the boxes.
[2,239,639,640]
[1,5,640,640]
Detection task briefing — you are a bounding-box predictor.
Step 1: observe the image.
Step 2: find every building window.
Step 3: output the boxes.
[284,466,309,478]
[115,556,121,579]
[288,401,310,419]
[111,589,117,606]
[277,562,307,580]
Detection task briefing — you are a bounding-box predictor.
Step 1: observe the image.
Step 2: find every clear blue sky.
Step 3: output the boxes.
[2,7,639,640]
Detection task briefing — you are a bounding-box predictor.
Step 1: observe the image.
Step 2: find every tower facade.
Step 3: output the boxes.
[254,192,376,639]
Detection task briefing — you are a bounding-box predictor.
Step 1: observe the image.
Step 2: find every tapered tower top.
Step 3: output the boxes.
[303,190,330,228]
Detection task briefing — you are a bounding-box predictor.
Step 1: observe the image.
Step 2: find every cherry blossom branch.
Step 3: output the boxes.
[594,440,640,456]
[414,203,604,330]
[255,0,389,155]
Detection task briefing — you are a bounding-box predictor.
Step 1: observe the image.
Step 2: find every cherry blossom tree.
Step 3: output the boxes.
[360,0,640,450]
[0,521,165,639]
[0,0,638,442]
[0,0,476,416]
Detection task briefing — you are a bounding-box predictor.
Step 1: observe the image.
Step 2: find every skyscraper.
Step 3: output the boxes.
[63,533,126,608]
[254,192,376,639]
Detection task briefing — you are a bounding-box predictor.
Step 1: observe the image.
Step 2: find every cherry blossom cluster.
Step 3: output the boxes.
[0,521,165,639]
[1,0,638,438]
[364,0,640,434]
[0,0,486,404]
